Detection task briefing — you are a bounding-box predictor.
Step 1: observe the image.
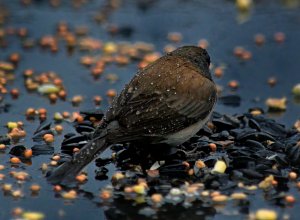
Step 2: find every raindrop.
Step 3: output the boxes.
[128,87,133,93]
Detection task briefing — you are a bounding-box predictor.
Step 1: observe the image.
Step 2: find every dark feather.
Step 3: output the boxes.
[105,54,217,143]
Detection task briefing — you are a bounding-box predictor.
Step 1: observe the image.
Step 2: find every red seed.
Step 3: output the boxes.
[10,157,21,164]
[43,134,54,143]
[285,195,296,203]
[198,39,209,49]
[30,184,41,192]
[268,77,277,87]
[93,96,102,106]
[23,69,34,77]
[53,185,62,192]
[24,149,33,158]
[241,50,252,61]
[58,90,67,100]
[254,34,265,46]
[214,67,224,78]
[0,144,6,150]
[9,53,21,64]
[49,93,58,103]
[10,88,20,98]
[106,89,117,98]
[38,108,47,115]
[55,125,63,133]
[209,143,217,152]
[274,32,285,43]
[289,172,297,180]
[228,80,239,90]
[233,46,245,58]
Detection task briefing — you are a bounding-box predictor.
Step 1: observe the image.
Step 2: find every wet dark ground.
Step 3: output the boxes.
[0,0,300,219]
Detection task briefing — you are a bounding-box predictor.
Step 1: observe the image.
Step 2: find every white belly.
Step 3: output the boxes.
[162,112,212,146]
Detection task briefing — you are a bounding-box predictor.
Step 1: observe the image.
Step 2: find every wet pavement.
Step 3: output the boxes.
[0,0,300,219]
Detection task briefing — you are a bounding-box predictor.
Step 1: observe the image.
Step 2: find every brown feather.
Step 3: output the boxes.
[105,54,217,143]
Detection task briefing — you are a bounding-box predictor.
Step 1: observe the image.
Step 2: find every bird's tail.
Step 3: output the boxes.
[47,129,108,185]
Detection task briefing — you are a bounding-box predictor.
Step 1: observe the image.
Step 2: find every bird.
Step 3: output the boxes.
[47,45,217,185]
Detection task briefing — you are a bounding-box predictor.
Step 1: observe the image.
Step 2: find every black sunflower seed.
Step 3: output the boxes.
[239,169,264,179]
[31,144,54,155]
[212,119,236,132]
[248,119,261,131]
[61,134,88,146]
[236,131,276,142]
[80,109,104,120]
[32,130,54,142]
[9,145,26,156]
[75,125,95,134]
[34,120,52,134]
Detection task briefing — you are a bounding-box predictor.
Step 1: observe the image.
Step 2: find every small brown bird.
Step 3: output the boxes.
[47,46,217,184]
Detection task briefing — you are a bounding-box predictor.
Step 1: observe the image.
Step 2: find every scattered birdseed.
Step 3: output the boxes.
[258,175,274,190]
[274,32,286,43]
[43,134,54,143]
[211,160,227,174]
[2,183,12,192]
[254,33,266,46]
[30,184,41,192]
[62,190,77,200]
[54,125,63,133]
[133,184,146,195]
[12,189,23,198]
[236,0,252,11]
[198,39,209,49]
[267,77,277,87]
[285,195,296,204]
[167,32,183,43]
[0,144,6,150]
[100,189,112,200]
[11,207,24,217]
[10,157,21,164]
[24,149,33,158]
[76,174,87,183]
[255,209,277,220]
[212,194,228,203]
[289,172,297,180]
[111,172,125,181]
[292,84,300,97]
[0,164,5,170]
[266,97,287,111]
[40,163,48,172]
[231,192,247,200]
[228,80,239,90]
[151,193,163,204]
[22,211,45,220]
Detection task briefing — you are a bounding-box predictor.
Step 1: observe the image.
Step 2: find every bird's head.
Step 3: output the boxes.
[169,46,212,80]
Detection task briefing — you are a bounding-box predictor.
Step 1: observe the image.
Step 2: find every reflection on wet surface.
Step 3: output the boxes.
[0,0,300,219]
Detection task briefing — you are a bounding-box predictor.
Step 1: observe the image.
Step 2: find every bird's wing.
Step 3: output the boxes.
[105,55,217,142]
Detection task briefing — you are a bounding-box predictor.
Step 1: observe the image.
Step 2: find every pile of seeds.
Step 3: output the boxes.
[23,70,66,103]
[18,108,298,219]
